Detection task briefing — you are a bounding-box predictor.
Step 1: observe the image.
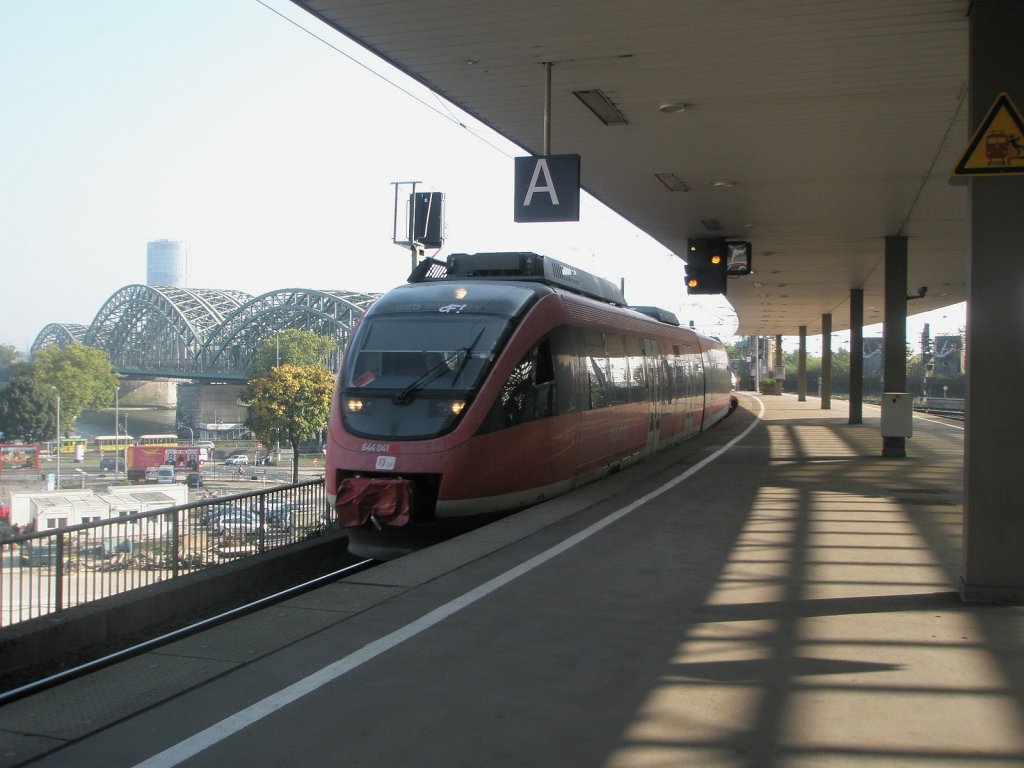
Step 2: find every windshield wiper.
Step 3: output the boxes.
[394,330,486,404]
[395,345,469,404]
[452,328,485,386]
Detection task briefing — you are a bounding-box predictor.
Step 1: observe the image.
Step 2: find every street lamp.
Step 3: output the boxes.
[179,422,194,444]
[52,388,61,491]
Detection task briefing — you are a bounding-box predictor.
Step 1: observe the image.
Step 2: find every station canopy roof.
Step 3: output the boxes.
[292,0,970,336]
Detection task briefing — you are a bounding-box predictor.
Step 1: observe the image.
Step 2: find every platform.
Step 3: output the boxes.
[2,394,1023,767]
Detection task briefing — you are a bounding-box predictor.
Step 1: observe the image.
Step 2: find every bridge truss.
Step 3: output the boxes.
[30,285,381,380]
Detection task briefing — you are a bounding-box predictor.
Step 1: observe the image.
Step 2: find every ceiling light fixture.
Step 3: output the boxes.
[659,102,688,113]
[573,89,629,125]
[655,173,688,192]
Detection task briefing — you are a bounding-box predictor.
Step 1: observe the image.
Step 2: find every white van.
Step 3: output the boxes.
[146,466,176,484]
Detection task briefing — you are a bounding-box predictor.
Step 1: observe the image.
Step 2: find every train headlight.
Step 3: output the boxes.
[346,398,365,413]
[454,287,468,300]
[450,400,466,416]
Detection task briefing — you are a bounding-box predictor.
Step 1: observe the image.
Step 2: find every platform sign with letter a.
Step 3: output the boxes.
[953,92,1024,176]
[514,154,580,222]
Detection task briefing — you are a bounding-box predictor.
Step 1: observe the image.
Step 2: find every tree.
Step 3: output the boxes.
[0,343,19,383]
[246,364,334,483]
[247,329,337,381]
[31,344,119,435]
[0,369,58,442]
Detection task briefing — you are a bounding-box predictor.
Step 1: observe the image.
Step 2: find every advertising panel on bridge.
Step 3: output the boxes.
[934,335,963,375]
[0,444,41,473]
[863,338,884,377]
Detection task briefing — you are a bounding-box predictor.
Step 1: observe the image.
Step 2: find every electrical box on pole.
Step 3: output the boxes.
[409,191,444,249]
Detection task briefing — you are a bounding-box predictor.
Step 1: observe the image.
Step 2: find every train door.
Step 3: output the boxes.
[644,338,662,454]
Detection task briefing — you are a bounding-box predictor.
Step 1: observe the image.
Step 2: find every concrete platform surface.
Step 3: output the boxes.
[2,394,1023,767]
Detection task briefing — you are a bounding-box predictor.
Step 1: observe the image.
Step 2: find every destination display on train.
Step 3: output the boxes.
[373,283,539,318]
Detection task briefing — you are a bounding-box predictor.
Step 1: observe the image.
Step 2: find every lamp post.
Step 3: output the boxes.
[114,386,120,480]
[53,389,61,491]
[179,422,194,444]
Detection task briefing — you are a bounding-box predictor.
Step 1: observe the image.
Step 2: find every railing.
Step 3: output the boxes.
[0,478,328,629]
[917,396,965,417]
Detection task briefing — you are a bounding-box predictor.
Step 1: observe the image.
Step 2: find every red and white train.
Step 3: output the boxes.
[325,252,736,559]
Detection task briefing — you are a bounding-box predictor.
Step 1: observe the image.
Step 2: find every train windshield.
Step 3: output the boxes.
[341,283,539,439]
[345,315,503,392]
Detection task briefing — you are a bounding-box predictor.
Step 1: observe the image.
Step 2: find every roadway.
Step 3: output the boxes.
[2,394,1023,767]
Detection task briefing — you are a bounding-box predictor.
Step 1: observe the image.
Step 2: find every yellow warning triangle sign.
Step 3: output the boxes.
[953,92,1024,176]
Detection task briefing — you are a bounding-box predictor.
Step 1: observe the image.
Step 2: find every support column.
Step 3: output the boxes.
[797,326,807,402]
[882,236,908,458]
[961,0,1024,602]
[820,313,832,409]
[774,335,783,392]
[849,288,864,424]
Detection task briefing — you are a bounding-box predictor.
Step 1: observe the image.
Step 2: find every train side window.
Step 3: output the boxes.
[497,338,556,428]
[629,337,645,401]
[583,330,609,409]
[549,326,578,414]
[606,334,628,405]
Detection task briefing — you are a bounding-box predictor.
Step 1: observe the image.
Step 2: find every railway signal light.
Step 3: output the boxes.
[685,238,727,294]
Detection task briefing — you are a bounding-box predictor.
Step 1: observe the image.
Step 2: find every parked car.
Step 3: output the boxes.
[19,540,58,567]
[199,503,246,527]
[99,457,126,472]
[265,501,298,531]
[224,454,249,466]
[213,511,263,537]
[256,454,274,466]
[185,472,204,488]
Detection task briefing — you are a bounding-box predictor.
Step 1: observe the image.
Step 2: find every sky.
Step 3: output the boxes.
[0,0,962,358]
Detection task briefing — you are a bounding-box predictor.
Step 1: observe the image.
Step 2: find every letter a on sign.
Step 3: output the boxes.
[514,154,581,222]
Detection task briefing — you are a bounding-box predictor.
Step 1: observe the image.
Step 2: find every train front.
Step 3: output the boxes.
[325,279,538,559]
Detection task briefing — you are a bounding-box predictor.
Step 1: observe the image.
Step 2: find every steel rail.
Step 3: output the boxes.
[0,558,377,706]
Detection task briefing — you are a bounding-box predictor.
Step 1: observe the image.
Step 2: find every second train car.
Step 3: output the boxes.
[325,252,736,559]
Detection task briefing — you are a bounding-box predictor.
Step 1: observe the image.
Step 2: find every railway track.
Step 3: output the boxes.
[0,557,377,706]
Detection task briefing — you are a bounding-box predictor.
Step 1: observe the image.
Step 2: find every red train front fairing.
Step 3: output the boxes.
[337,477,412,528]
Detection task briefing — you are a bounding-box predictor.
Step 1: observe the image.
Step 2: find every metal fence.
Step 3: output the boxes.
[0,478,328,628]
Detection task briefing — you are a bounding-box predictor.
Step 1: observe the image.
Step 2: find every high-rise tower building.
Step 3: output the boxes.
[147,240,189,287]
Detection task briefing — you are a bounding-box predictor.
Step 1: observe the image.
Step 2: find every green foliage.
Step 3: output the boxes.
[31,344,119,434]
[247,329,336,381]
[246,363,334,482]
[0,368,58,441]
[778,346,963,397]
[0,343,19,380]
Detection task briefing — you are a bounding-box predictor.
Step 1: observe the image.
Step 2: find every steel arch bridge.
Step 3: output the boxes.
[203,289,379,376]
[32,323,89,349]
[30,285,381,381]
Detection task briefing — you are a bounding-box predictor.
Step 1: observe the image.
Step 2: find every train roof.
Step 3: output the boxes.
[408,252,680,326]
